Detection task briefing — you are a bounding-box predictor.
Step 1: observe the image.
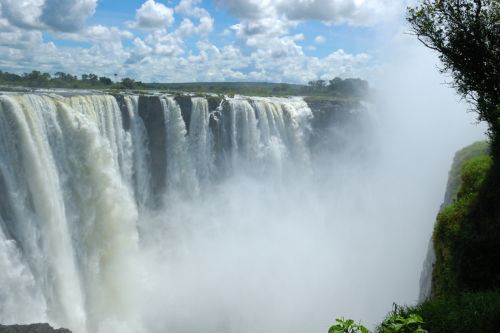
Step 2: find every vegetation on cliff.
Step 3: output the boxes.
[407,3,500,294]
[377,141,500,333]
[374,0,500,324]
[330,141,500,332]
[379,292,500,333]
[407,0,500,297]
[330,0,499,331]
[432,143,492,295]
[0,70,146,90]
[0,70,368,99]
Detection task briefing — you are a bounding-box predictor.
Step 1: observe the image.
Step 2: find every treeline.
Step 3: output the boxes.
[149,77,369,98]
[306,78,369,97]
[0,70,145,90]
[147,81,307,96]
[0,69,369,99]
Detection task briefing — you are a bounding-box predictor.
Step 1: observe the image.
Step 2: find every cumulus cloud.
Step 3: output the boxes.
[0,20,128,76]
[0,17,44,50]
[0,0,385,83]
[0,0,45,30]
[0,0,96,32]
[221,29,231,36]
[277,0,399,26]
[176,0,210,18]
[130,0,174,30]
[231,17,294,39]
[145,29,184,57]
[197,16,214,35]
[216,0,400,26]
[213,0,393,83]
[314,35,326,44]
[175,0,214,36]
[40,0,97,32]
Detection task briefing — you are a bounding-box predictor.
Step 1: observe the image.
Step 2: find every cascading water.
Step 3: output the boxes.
[0,89,481,333]
[0,94,142,333]
[0,92,316,333]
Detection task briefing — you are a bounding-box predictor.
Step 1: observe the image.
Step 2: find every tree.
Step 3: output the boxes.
[99,76,113,85]
[407,0,500,294]
[121,77,135,89]
[307,79,327,91]
[328,77,369,97]
[407,0,499,141]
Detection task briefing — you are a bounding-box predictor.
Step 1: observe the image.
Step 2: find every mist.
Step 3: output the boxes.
[0,18,488,333]
[117,39,487,333]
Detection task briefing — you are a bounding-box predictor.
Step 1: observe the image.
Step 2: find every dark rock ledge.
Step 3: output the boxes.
[0,324,71,333]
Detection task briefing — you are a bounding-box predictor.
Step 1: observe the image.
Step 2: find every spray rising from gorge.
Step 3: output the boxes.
[0,84,485,332]
[0,93,323,332]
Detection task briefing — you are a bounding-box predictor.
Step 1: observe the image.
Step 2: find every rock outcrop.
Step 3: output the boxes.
[0,324,71,333]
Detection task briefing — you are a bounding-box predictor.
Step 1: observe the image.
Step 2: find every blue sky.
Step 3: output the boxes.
[0,0,409,83]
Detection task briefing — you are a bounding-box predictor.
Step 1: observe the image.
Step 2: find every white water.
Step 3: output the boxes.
[0,90,485,332]
[0,93,318,332]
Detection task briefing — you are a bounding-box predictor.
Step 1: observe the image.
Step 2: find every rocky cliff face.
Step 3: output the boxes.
[0,324,71,333]
[305,98,373,165]
[418,141,490,302]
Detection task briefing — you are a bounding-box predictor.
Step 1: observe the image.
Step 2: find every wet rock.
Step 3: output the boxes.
[0,323,71,333]
[138,95,167,206]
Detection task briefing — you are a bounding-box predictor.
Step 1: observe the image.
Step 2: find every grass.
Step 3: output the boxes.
[381,292,500,333]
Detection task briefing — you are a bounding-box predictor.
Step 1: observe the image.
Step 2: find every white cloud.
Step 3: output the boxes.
[41,0,97,32]
[175,0,210,18]
[175,18,196,37]
[314,35,326,44]
[197,16,214,36]
[145,29,184,57]
[231,17,295,41]
[0,0,97,32]
[221,29,231,36]
[130,0,174,30]
[216,0,400,26]
[0,0,385,83]
[0,0,44,30]
[0,18,44,50]
[174,0,214,36]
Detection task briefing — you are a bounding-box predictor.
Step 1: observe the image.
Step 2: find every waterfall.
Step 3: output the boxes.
[124,95,151,209]
[161,96,197,195]
[0,95,87,332]
[0,92,315,333]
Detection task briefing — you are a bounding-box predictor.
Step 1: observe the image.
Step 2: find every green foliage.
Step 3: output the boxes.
[0,70,145,90]
[432,153,492,295]
[148,78,368,98]
[407,0,500,136]
[378,307,427,333]
[442,141,489,205]
[0,69,368,99]
[408,0,500,298]
[459,155,492,195]
[387,292,500,333]
[328,318,368,333]
[327,78,369,97]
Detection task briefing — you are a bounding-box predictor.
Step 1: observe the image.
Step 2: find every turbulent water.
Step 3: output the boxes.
[0,93,321,333]
[1,90,478,333]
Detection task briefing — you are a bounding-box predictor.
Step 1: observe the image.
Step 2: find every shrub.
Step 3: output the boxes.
[328,318,368,333]
[432,154,492,295]
[377,305,427,333]
[388,292,500,333]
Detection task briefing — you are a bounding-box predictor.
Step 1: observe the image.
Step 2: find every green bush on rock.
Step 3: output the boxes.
[432,154,492,295]
[328,318,368,333]
[377,307,427,333]
[382,292,500,333]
